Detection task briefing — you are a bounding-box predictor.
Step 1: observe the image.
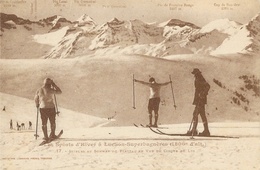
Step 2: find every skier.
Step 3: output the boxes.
[34,78,62,141]
[187,68,210,136]
[134,77,171,127]
[29,121,32,129]
[16,122,21,131]
[10,119,13,129]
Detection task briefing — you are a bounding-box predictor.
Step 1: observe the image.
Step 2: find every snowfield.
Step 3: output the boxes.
[1,92,259,170]
[211,25,252,55]
[33,26,70,46]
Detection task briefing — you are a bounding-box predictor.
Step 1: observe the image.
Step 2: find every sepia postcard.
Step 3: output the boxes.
[0,0,260,169]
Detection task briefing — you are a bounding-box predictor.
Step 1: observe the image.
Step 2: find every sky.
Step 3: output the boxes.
[1,0,260,26]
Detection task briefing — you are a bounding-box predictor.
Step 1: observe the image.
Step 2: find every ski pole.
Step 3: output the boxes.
[169,75,177,109]
[188,116,194,133]
[191,122,196,139]
[54,94,60,116]
[191,108,199,139]
[133,74,136,109]
[34,108,39,140]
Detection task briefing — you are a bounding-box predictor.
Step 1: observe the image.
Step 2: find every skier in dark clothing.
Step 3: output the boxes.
[134,77,171,127]
[29,121,32,129]
[10,119,13,129]
[187,68,210,136]
[34,78,62,141]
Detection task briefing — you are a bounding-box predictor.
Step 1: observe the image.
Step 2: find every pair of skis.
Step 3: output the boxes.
[148,126,238,139]
[39,130,63,146]
[134,123,238,139]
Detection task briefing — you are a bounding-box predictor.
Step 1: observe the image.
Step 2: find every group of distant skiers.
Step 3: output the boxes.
[10,119,32,131]
[32,67,210,143]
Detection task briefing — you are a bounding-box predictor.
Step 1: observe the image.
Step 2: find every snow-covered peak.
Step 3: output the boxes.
[210,25,252,55]
[52,15,62,26]
[200,18,242,35]
[130,19,147,25]
[158,20,171,27]
[159,19,199,29]
[163,25,195,39]
[249,13,260,22]
[246,13,260,35]
[76,14,96,25]
[108,18,124,25]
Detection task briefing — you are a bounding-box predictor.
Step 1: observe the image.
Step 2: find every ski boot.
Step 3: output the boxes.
[186,129,198,136]
[49,133,58,140]
[42,137,49,141]
[199,130,210,137]
[49,123,57,140]
[146,124,152,127]
[152,124,158,128]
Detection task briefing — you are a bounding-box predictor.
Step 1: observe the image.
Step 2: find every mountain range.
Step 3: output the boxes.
[0,12,260,59]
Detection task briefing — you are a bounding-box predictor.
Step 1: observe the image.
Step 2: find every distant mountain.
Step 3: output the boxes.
[41,15,72,31]
[75,14,97,31]
[0,13,32,28]
[0,13,63,59]
[211,13,260,55]
[199,18,242,35]
[158,19,200,29]
[185,19,242,54]
[1,13,259,59]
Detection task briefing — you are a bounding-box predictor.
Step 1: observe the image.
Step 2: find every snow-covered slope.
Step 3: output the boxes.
[211,14,260,55]
[43,15,97,58]
[199,18,241,35]
[185,19,242,55]
[210,26,252,55]
[33,26,70,46]
[1,92,259,170]
[44,31,83,59]
[0,54,259,126]
[0,92,110,132]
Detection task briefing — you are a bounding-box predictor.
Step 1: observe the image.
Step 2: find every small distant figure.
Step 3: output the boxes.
[108,112,117,120]
[29,121,32,129]
[10,119,13,129]
[3,106,6,111]
[21,123,25,130]
[16,122,21,131]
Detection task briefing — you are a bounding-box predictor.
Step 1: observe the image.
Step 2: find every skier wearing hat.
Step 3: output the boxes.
[134,77,172,127]
[188,68,211,136]
[34,78,62,141]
